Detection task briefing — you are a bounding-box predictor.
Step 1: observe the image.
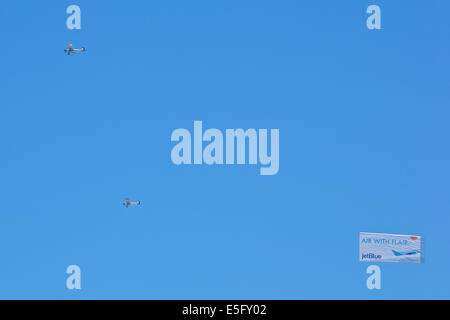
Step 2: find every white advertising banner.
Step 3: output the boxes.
[359,232,424,263]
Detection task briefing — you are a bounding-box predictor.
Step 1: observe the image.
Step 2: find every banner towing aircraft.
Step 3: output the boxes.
[64,44,86,55]
[123,198,141,208]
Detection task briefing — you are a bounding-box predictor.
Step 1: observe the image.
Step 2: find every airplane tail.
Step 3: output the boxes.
[392,250,402,256]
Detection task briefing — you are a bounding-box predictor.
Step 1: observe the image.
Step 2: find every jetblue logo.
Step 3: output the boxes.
[362,253,382,260]
[170,121,279,175]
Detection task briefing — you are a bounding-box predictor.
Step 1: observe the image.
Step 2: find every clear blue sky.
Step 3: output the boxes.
[1,0,449,299]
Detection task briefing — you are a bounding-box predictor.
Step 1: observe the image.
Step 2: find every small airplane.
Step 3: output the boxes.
[392,249,420,256]
[123,198,141,208]
[64,44,86,55]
